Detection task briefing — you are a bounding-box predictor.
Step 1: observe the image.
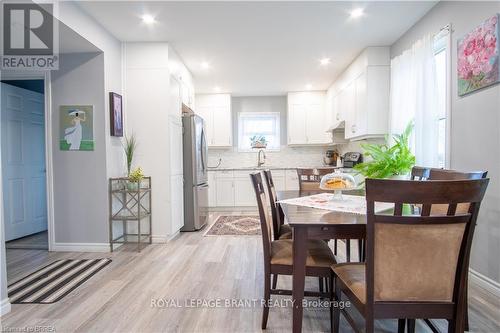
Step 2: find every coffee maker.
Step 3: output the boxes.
[324,150,339,166]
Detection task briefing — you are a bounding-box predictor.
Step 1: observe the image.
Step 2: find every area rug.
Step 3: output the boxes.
[205,216,261,236]
[8,258,112,304]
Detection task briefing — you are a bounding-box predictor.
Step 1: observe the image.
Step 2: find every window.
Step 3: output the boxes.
[434,31,449,168]
[238,112,280,151]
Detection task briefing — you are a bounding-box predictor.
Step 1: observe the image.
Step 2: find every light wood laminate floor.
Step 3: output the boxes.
[3,212,499,332]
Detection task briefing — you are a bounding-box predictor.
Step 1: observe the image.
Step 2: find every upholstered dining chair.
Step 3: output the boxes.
[410,166,431,180]
[331,178,489,333]
[250,172,337,330]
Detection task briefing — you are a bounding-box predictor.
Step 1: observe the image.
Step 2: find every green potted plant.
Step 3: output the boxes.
[127,167,144,190]
[250,135,268,149]
[124,134,137,177]
[354,121,415,180]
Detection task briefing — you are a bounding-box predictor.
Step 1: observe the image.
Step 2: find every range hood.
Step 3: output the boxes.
[327,120,345,132]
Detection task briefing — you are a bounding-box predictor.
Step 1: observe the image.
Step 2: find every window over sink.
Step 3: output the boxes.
[238,112,280,151]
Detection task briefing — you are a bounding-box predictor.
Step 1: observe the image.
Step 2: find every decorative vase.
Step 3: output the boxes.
[127,181,139,191]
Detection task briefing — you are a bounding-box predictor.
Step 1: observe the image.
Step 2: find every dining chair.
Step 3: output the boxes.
[410,166,431,180]
[263,169,291,241]
[296,168,322,190]
[250,172,337,330]
[331,178,489,333]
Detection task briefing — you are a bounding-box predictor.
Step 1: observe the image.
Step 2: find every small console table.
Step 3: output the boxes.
[108,177,152,252]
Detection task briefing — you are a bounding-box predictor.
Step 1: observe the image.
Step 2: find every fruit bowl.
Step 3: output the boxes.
[319,172,357,200]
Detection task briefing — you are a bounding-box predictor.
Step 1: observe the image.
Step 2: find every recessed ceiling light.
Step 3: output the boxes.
[305,84,313,90]
[349,8,364,19]
[320,58,331,66]
[141,14,156,24]
[214,86,221,92]
[201,61,211,70]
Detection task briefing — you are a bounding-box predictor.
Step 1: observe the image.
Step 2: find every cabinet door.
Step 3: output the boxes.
[306,103,328,144]
[215,178,234,206]
[343,81,357,139]
[207,171,217,207]
[354,72,367,137]
[288,104,307,144]
[196,106,213,145]
[212,106,232,147]
[234,177,256,206]
[169,119,183,175]
[285,170,299,190]
[273,176,286,192]
[170,174,184,232]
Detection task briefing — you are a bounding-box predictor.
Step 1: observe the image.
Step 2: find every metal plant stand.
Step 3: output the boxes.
[109,177,152,252]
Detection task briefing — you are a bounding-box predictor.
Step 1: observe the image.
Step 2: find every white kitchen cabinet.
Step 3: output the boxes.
[215,170,235,206]
[285,169,300,190]
[287,91,329,145]
[234,171,256,206]
[170,174,184,232]
[208,171,217,207]
[195,94,232,147]
[327,47,390,141]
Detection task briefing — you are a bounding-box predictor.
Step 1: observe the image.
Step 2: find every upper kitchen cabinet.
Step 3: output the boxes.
[328,47,390,141]
[287,91,330,145]
[195,94,232,148]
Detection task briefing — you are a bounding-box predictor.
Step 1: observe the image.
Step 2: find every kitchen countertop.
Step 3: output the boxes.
[207,166,340,171]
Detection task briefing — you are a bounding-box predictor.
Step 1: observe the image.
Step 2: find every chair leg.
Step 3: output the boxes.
[329,274,335,333]
[333,278,341,333]
[272,274,278,289]
[262,273,271,329]
[407,319,415,333]
[397,319,406,333]
[365,317,374,333]
[319,277,324,293]
[346,239,351,262]
[333,239,338,255]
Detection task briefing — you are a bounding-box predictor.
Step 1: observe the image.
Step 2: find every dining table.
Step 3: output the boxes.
[276,189,367,333]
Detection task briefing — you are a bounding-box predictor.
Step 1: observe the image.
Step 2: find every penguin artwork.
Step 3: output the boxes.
[64,109,86,150]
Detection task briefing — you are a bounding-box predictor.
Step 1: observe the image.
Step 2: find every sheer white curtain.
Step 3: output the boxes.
[390,34,440,167]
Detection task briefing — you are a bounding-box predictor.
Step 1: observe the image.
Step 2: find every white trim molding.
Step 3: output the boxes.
[469,268,500,300]
[51,243,110,252]
[0,298,11,316]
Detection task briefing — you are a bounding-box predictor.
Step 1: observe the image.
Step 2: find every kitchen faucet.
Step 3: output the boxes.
[257,149,266,167]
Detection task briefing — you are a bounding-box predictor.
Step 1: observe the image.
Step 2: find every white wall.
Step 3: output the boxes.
[391,1,500,284]
[123,43,172,240]
[50,52,108,246]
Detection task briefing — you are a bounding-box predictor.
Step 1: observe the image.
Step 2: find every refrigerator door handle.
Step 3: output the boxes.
[200,127,206,172]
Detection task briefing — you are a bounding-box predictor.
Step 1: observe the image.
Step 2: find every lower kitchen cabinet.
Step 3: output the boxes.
[208,169,299,208]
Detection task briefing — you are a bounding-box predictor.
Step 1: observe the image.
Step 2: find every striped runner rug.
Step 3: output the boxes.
[8,258,112,304]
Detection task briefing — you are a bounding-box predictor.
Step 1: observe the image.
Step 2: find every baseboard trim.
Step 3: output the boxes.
[0,298,11,316]
[151,235,168,243]
[51,242,109,252]
[167,230,180,241]
[469,268,500,299]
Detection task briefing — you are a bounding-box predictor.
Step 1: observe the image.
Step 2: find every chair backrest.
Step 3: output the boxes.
[410,166,431,180]
[263,169,281,240]
[427,168,488,215]
[365,178,489,305]
[250,172,273,262]
[297,168,321,191]
[429,168,488,180]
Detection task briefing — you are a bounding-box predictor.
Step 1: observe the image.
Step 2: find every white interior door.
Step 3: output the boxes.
[1,83,47,241]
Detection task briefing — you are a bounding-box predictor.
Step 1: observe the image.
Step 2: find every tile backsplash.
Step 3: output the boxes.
[207,139,382,169]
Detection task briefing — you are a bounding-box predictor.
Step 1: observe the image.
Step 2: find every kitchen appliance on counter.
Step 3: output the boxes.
[181,113,209,231]
[324,150,340,166]
[342,152,363,168]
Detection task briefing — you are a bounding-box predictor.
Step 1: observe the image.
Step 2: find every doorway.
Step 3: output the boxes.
[1,80,48,250]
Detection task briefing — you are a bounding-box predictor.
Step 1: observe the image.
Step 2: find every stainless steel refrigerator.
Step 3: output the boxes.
[181,113,209,231]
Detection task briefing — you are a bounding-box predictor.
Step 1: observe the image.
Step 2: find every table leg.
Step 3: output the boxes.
[292,227,307,333]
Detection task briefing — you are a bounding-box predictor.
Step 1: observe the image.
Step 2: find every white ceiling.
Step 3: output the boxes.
[78,1,436,96]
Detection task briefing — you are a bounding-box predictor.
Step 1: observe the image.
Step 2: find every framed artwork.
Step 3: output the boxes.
[110,92,123,137]
[60,105,94,151]
[458,14,499,96]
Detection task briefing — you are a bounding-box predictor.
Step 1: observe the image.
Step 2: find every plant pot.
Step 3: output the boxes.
[127,181,139,191]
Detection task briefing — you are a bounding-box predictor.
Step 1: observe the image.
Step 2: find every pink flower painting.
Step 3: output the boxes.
[458,14,499,95]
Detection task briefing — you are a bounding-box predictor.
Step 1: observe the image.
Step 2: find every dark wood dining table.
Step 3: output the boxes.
[276,189,367,333]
